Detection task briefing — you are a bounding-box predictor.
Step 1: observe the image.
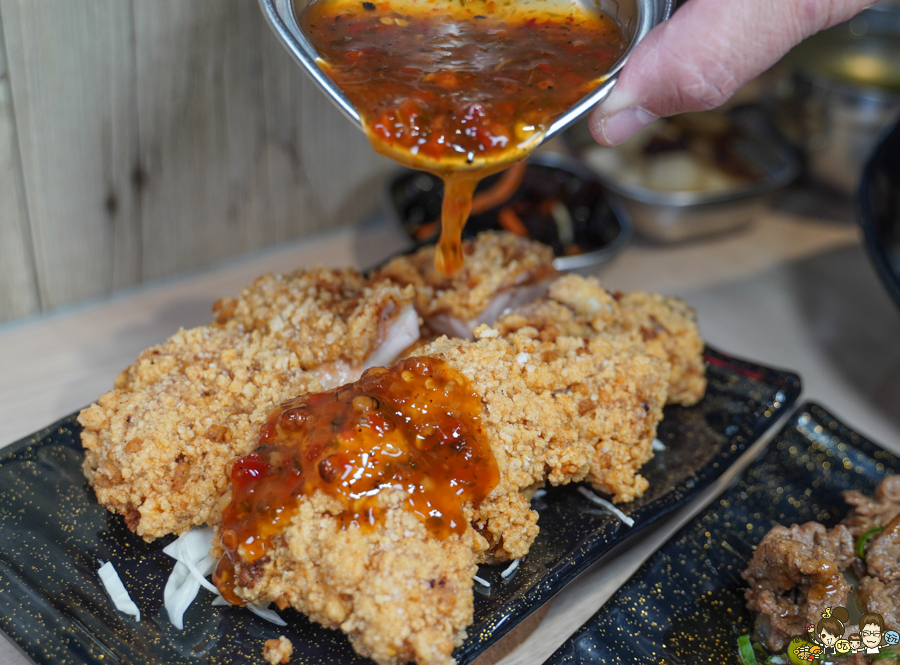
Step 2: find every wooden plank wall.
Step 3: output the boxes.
[0,0,392,324]
[0,5,38,321]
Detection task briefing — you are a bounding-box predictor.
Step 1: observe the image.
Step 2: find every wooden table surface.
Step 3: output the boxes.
[1,190,900,665]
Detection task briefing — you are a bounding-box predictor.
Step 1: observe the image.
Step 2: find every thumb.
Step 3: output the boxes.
[590,0,874,146]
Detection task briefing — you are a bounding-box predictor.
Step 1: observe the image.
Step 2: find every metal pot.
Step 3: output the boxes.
[775,5,900,194]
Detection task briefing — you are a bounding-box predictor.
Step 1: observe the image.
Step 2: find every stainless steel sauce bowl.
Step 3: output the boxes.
[258,0,673,143]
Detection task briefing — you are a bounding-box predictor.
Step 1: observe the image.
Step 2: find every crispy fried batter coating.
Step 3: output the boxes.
[421,324,669,560]
[615,290,706,406]
[375,231,557,326]
[495,274,706,406]
[79,326,323,541]
[81,238,708,665]
[263,636,293,665]
[227,491,476,665]
[223,325,670,665]
[213,267,415,370]
[79,268,416,542]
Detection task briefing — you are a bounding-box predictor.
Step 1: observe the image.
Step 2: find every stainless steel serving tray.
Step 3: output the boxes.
[566,107,800,242]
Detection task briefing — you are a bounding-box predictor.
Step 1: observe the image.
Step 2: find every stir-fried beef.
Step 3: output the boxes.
[742,522,855,652]
[744,475,900,652]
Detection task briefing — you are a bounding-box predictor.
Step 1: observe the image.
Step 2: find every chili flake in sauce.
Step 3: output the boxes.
[214,357,498,602]
[299,0,626,273]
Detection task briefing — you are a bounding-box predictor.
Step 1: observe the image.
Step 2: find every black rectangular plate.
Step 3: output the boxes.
[0,348,799,665]
[544,402,900,665]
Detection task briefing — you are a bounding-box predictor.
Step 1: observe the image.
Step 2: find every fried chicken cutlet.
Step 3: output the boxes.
[79,268,418,541]
[376,231,558,339]
[79,232,706,665]
[214,324,671,665]
[494,273,706,407]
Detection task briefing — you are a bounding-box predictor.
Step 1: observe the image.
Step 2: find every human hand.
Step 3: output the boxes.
[589,0,874,146]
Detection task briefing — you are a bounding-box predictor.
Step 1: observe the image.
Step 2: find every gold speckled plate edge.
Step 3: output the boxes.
[543,401,900,664]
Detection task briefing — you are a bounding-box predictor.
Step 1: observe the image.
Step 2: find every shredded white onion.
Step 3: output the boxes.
[652,438,666,452]
[473,575,491,587]
[246,602,288,626]
[162,526,287,629]
[162,527,217,629]
[500,559,520,579]
[576,486,635,527]
[212,594,285,625]
[164,561,200,630]
[98,561,141,621]
[531,488,547,500]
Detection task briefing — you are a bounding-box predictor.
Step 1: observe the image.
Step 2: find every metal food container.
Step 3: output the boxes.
[259,0,673,144]
[774,4,900,194]
[566,109,799,243]
[382,151,633,271]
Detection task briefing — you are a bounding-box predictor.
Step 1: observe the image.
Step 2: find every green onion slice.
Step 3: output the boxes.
[738,634,759,665]
[872,647,900,663]
[856,525,884,559]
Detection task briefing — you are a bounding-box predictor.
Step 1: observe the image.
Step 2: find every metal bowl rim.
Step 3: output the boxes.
[381,150,634,271]
[572,119,801,209]
[258,0,674,141]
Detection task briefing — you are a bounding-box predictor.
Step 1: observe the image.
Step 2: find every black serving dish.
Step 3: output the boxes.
[860,117,900,311]
[544,402,900,665]
[382,151,632,271]
[0,349,799,665]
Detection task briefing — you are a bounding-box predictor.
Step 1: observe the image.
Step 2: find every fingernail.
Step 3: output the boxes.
[597,107,657,146]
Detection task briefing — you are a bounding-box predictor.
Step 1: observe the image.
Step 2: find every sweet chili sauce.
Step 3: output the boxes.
[214,357,499,602]
[299,0,626,273]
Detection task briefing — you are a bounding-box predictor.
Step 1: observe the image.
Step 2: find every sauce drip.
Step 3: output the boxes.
[214,357,498,601]
[300,0,626,273]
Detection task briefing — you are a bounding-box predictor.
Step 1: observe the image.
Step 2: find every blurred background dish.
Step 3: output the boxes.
[566,108,799,242]
[772,3,900,194]
[382,151,632,271]
[859,117,900,311]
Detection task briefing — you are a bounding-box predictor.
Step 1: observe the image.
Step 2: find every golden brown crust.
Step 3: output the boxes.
[79,325,324,541]
[615,290,706,406]
[375,231,557,323]
[79,268,416,542]
[263,636,293,665]
[230,491,476,665]
[213,268,415,369]
[421,324,669,561]
[495,274,706,407]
